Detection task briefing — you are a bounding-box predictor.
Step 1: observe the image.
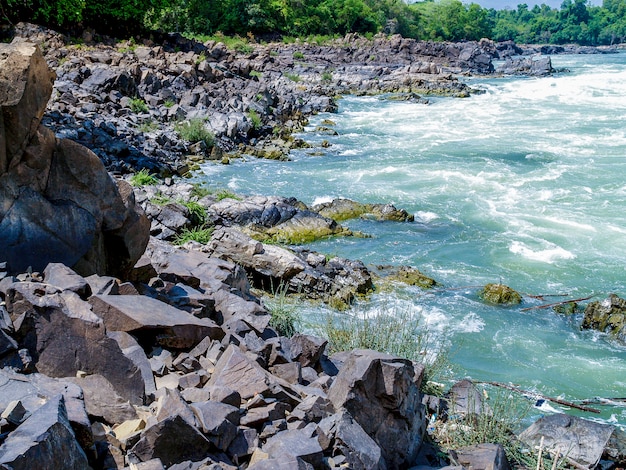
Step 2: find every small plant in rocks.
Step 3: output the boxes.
[175,118,215,148]
[129,169,159,187]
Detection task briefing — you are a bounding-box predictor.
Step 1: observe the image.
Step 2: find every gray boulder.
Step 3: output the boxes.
[518,413,617,468]
[327,349,425,468]
[0,395,90,470]
[450,443,510,470]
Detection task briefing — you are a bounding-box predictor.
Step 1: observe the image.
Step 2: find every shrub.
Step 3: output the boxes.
[318,300,452,393]
[247,109,262,130]
[130,97,148,113]
[175,118,215,148]
[150,194,172,205]
[137,119,158,133]
[174,226,214,245]
[265,285,300,337]
[249,70,262,78]
[130,169,159,186]
[321,71,333,82]
[164,99,176,108]
[293,51,304,60]
[190,183,211,199]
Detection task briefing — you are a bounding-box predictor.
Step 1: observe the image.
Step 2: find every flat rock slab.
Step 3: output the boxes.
[518,413,616,467]
[89,294,224,349]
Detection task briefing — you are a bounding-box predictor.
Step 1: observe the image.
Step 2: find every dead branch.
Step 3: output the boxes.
[519,296,593,312]
[477,381,601,414]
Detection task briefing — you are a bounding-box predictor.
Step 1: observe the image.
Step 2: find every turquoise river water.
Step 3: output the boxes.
[197,53,626,426]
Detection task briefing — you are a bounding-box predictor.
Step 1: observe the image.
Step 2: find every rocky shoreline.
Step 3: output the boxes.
[2,22,626,470]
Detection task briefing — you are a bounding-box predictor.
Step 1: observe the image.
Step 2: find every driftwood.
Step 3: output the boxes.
[478,381,601,414]
[520,296,593,312]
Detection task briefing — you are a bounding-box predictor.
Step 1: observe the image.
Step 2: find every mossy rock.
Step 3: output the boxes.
[388,266,438,289]
[314,198,414,223]
[314,126,339,136]
[479,283,522,305]
[582,294,626,342]
[321,119,337,126]
[264,225,352,245]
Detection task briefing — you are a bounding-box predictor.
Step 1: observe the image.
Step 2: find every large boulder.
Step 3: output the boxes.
[0,41,149,277]
[518,413,619,468]
[327,349,426,468]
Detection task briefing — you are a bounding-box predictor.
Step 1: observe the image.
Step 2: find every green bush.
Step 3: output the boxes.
[129,168,159,186]
[130,97,148,113]
[214,189,241,201]
[247,109,262,130]
[321,71,333,82]
[293,51,304,60]
[175,118,215,148]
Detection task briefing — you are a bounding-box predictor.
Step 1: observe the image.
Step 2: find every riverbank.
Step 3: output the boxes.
[3,22,626,470]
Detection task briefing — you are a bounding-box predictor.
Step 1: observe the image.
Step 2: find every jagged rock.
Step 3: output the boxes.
[450,443,510,470]
[66,374,138,425]
[496,55,553,76]
[0,395,90,469]
[262,426,324,468]
[129,415,212,467]
[43,263,91,298]
[0,368,92,449]
[189,401,239,450]
[5,282,146,405]
[108,331,157,400]
[582,294,626,342]
[207,344,301,406]
[0,42,149,277]
[0,41,55,171]
[518,413,618,468]
[89,294,224,349]
[327,349,425,468]
[317,411,385,470]
[289,334,328,368]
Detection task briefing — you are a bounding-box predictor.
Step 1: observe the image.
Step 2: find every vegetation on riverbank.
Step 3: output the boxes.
[3,0,626,46]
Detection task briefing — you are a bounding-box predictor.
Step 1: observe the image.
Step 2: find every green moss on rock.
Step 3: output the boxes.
[388,266,438,289]
[479,283,522,305]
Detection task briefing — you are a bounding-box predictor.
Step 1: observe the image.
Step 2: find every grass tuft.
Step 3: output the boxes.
[175,118,215,148]
[174,226,214,245]
[130,97,148,113]
[130,169,159,187]
[265,285,300,337]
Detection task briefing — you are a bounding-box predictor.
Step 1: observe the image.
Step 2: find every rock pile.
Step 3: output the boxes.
[9,23,496,176]
[0,252,426,469]
[0,40,149,277]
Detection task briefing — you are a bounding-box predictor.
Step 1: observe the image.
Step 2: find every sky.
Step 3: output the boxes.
[465,0,602,8]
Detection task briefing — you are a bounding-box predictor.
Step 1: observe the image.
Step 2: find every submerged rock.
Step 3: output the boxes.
[479,283,522,305]
[313,197,414,223]
[582,294,626,342]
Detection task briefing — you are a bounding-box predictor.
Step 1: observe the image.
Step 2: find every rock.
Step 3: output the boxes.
[6,283,146,405]
[450,443,510,470]
[43,263,91,298]
[313,198,414,223]
[89,294,224,349]
[379,265,438,289]
[207,344,300,406]
[318,411,385,470]
[0,395,90,470]
[289,334,328,368]
[0,368,92,449]
[518,413,616,468]
[446,379,490,418]
[108,331,157,400]
[327,349,425,468]
[479,283,522,305]
[496,55,553,76]
[66,374,138,425]
[189,401,239,450]
[0,42,149,277]
[262,426,324,468]
[0,41,55,172]
[582,294,626,342]
[129,415,212,467]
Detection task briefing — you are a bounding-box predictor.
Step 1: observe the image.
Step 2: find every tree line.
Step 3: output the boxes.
[2,0,626,46]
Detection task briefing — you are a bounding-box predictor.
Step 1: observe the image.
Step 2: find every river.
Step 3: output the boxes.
[197,53,626,426]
